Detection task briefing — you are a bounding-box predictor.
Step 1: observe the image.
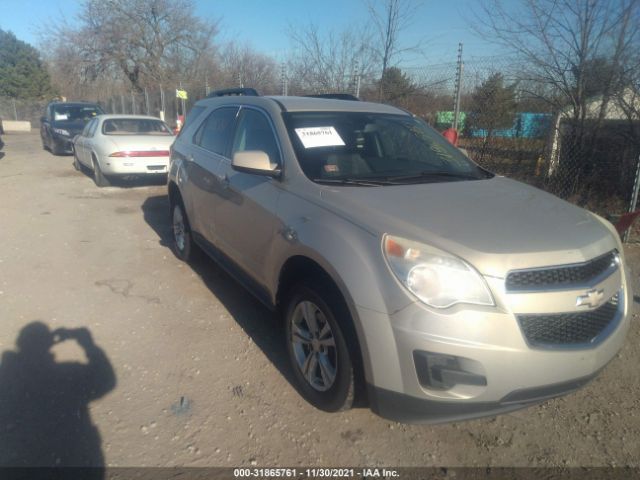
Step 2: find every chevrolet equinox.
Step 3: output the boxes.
[167,89,631,423]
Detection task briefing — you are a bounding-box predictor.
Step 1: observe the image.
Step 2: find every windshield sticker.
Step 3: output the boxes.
[295,127,345,148]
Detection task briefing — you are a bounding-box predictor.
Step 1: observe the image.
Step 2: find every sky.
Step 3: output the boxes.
[0,0,504,67]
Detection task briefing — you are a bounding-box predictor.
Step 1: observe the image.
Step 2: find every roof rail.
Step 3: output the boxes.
[207,88,259,98]
[304,93,360,101]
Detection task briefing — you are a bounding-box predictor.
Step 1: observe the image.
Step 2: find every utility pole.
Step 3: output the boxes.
[453,42,464,131]
[353,61,361,98]
[160,86,166,121]
[144,88,150,115]
[179,81,186,119]
[281,63,288,96]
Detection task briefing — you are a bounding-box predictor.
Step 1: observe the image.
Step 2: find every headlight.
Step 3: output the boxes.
[53,128,71,136]
[383,235,494,309]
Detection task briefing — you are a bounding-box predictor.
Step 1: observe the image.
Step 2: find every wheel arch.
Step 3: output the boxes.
[276,254,370,405]
[168,180,181,207]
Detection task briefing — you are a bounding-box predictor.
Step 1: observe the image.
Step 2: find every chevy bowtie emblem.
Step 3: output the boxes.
[576,289,605,308]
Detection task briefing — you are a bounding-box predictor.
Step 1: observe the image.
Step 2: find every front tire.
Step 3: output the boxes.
[51,140,63,156]
[92,157,111,187]
[284,281,355,412]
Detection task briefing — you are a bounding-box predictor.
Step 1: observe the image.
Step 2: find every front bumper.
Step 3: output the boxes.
[358,261,632,423]
[368,367,603,423]
[52,135,74,153]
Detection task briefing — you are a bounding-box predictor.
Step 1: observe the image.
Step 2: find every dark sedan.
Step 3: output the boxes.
[40,102,104,155]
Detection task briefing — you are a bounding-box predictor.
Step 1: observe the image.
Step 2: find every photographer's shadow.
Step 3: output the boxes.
[0,322,116,468]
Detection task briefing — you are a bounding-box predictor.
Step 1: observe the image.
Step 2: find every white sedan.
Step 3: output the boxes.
[72,114,175,187]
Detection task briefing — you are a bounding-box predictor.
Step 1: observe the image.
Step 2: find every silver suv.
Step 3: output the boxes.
[168,89,631,423]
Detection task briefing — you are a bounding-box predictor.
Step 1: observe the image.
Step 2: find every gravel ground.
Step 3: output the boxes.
[0,132,638,468]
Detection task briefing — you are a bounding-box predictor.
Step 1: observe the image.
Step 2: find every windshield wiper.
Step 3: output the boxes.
[312,177,397,187]
[385,171,482,182]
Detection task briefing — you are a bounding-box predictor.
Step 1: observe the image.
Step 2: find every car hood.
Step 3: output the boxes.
[317,176,618,278]
[52,119,88,135]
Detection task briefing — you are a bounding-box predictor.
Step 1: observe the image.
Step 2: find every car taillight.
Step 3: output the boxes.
[109,150,170,157]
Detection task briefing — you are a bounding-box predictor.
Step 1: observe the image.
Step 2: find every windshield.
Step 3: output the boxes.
[102,118,173,135]
[52,105,103,122]
[284,112,492,185]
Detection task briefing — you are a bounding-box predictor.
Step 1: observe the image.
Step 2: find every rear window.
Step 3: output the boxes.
[102,119,173,136]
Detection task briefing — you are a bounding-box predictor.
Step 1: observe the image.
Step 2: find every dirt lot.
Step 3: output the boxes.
[0,132,639,468]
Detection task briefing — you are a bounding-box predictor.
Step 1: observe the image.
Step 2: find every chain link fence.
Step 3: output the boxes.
[0,97,49,127]
[357,56,640,241]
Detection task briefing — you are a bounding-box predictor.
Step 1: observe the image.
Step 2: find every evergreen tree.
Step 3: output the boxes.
[468,73,517,137]
[0,29,54,99]
[378,67,416,104]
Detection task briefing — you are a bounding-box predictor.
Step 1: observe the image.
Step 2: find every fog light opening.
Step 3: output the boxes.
[413,351,487,390]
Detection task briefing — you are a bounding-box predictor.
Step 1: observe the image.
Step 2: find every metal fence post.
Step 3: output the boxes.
[624,153,640,243]
[144,88,149,115]
[120,95,125,114]
[453,43,464,131]
[12,98,18,121]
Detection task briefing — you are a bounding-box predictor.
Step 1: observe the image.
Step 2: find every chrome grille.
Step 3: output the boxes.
[518,294,619,347]
[506,251,618,291]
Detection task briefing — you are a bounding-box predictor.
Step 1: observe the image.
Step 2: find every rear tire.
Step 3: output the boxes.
[92,157,111,187]
[72,147,82,171]
[171,199,196,262]
[284,280,355,412]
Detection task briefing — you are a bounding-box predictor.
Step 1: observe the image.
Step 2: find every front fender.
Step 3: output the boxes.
[267,191,413,388]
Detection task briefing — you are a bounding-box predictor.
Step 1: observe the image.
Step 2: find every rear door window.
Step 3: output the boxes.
[178,105,207,138]
[81,119,95,137]
[87,119,99,137]
[194,107,239,156]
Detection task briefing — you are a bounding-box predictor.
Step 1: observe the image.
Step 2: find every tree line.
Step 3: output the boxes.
[1,0,638,139]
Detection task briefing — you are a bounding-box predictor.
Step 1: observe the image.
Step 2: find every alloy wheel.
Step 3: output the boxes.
[290,300,338,392]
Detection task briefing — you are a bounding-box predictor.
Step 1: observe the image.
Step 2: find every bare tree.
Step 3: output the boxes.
[366,0,423,99]
[216,43,279,94]
[44,0,218,93]
[472,0,640,196]
[473,0,639,129]
[286,22,377,94]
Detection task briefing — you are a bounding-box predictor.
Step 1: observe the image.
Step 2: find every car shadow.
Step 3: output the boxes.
[0,321,115,476]
[74,162,167,189]
[141,194,297,388]
[108,176,168,188]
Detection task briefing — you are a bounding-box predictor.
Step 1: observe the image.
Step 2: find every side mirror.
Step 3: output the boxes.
[40,116,47,124]
[232,151,281,178]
